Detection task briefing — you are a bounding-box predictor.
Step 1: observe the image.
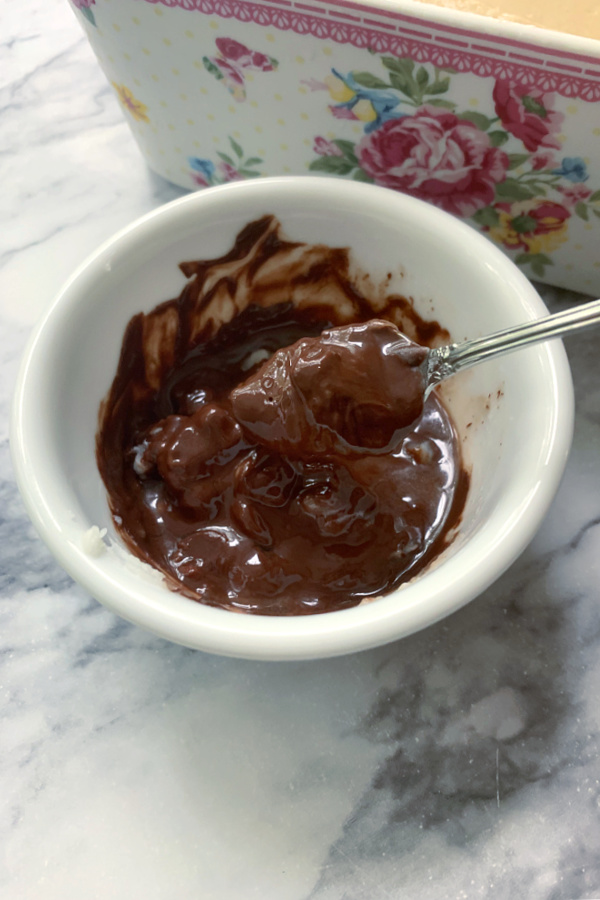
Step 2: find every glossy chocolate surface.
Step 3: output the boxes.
[97,217,468,615]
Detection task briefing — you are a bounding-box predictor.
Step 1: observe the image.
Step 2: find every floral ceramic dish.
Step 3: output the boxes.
[69,0,600,295]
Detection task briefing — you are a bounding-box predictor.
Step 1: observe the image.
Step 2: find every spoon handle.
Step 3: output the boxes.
[428,297,600,388]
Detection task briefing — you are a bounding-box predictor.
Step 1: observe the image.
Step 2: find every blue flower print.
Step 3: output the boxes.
[327,69,406,133]
[552,157,589,183]
[189,157,216,181]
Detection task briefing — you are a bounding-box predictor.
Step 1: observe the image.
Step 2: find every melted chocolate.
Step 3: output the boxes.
[231,320,429,458]
[97,216,468,616]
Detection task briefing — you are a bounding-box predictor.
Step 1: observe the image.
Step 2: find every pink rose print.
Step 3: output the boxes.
[72,0,94,6]
[307,56,600,281]
[219,161,243,182]
[493,81,563,153]
[557,183,592,207]
[313,137,344,157]
[330,106,358,121]
[357,107,509,218]
[531,150,558,171]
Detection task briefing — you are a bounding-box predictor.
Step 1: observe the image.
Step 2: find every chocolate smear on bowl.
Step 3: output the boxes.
[97,216,468,616]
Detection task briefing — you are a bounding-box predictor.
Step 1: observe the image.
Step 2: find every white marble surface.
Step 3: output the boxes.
[3,2,600,897]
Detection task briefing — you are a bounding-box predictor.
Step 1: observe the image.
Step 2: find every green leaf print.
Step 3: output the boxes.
[426,99,457,110]
[415,67,429,89]
[388,71,415,97]
[507,153,531,170]
[229,137,244,159]
[332,140,359,165]
[381,57,414,77]
[425,77,451,95]
[488,130,509,147]
[352,72,390,90]
[457,111,494,131]
[521,95,547,118]
[309,157,356,176]
[510,215,538,234]
[203,57,223,80]
[495,179,536,202]
[80,5,96,25]
[472,207,501,228]
[515,252,553,277]
[381,57,417,99]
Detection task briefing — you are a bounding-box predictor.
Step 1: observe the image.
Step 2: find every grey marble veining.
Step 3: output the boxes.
[2,2,600,898]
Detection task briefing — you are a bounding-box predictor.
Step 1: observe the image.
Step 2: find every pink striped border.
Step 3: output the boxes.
[139,0,600,100]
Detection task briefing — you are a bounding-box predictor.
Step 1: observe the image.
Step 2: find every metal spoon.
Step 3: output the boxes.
[422,297,600,398]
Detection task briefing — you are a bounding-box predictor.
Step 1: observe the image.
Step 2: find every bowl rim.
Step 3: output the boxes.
[374,0,600,58]
[10,177,575,660]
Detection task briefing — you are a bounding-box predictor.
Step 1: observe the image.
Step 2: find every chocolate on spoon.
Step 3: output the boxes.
[231,320,429,457]
[232,298,600,457]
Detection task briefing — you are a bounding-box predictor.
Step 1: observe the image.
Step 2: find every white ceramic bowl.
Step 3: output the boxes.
[11,177,574,660]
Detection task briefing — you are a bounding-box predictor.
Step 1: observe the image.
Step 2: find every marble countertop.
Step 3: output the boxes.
[3,2,600,897]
